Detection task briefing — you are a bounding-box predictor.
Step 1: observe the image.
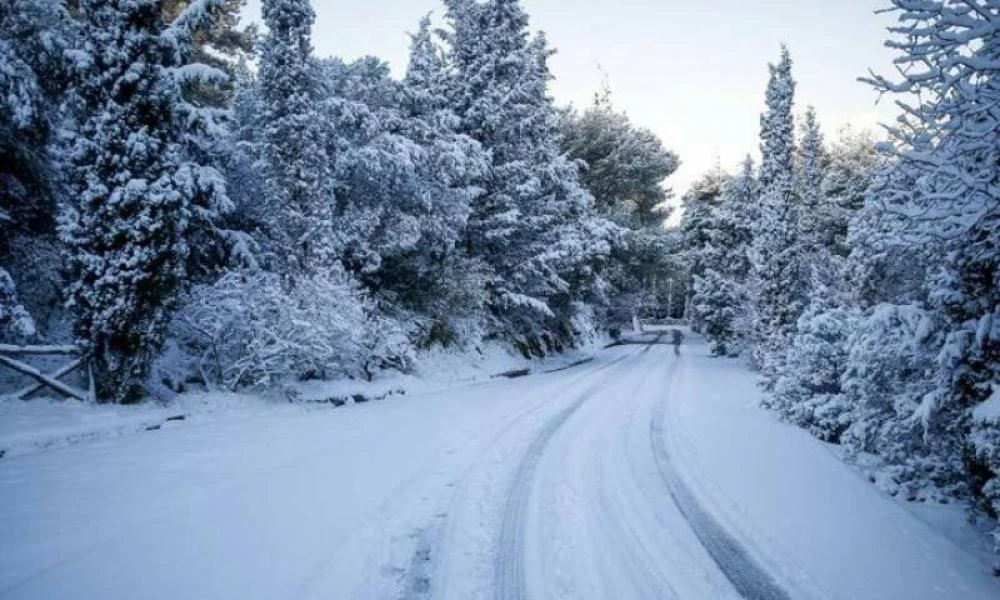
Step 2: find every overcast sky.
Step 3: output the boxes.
[241,0,900,221]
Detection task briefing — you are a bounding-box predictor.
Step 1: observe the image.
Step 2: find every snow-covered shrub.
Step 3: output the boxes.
[841,304,948,500]
[771,284,857,442]
[359,313,414,382]
[172,269,371,390]
[0,267,35,341]
[973,384,1000,554]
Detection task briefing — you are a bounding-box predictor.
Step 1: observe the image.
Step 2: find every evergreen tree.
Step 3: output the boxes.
[562,90,679,229]
[768,130,876,438]
[0,0,76,336]
[443,0,611,345]
[317,20,489,346]
[258,0,334,272]
[61,0,230,402]
[841,303,947,499]
[819,129,878,259]
[691,157,757,355]
[0,267,35,341]
[561,84,679,329]
[749,46,806,385]
[863,0,1000,546]
[679,167,729,286]
[796,106,825,266]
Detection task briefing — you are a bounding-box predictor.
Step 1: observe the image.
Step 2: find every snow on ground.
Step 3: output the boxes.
[0,339,604,460]
[0,334,996,600]
[663,337,1000,599]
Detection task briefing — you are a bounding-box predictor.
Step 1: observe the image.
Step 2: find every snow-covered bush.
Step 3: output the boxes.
[0,267,35,341]
[841,304,947,500]
[359,312,414,382]
[771,281,857,442]
[973,384,1000,550]
[172,269,371,390]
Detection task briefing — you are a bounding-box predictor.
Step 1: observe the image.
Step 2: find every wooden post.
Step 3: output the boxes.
[87,356,97,403]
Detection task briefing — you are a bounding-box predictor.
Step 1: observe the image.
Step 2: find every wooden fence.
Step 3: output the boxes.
[0,344,95,402]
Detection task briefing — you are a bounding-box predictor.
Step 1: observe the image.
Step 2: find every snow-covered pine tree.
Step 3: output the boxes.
[693,270,744,356]
[796,106,825,266]
[691,156,757,356]
[443,0,611,347]
[841,302,947,500]
[61,0,230,402]
[215,61,266,272]
[749,46,806,387]
[863,0,1000,549]
[393,16,492,345]
[321,16,489,347]
[561,85,679,330]
[561,88,679,229]
[836,142,948,495]
[679,167,729,288]
[769,130,876,439]
[163,0,254,87]
[0,0,76,337]
[258,0,334,272]
[0,0,68,231]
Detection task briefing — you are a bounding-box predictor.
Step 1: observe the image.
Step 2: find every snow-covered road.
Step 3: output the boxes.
[1,338,998,599]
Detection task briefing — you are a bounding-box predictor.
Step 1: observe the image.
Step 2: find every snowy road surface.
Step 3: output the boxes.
[2,338,998,599]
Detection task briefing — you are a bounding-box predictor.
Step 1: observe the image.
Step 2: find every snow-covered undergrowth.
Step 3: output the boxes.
[0,339,606,460]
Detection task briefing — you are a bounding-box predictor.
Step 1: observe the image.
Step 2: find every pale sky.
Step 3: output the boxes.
[242,0,900,221]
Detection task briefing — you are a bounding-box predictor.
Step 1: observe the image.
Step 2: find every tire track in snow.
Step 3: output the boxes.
[495,342,655,600]
[650,358,793,600]
[389,348,637,600]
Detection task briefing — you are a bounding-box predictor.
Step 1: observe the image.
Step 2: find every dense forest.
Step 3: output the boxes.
[1,0,998,561]
[0,0,679,401]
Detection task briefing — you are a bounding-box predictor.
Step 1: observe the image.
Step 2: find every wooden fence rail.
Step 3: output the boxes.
[0,344,95,402]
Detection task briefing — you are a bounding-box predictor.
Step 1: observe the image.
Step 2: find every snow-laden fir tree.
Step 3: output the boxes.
[258,0,334,272]
[0,0,68,230]
[835,144,949,494]
[61,0,231,402]
[796,106,825,264]
[691,157,757,356]
[679,168,728,285]
[750,46,806,386]
[443,0,612,347]
[316,19,489,347]
[393,16,491,344]
[863,0,1000,550]
[841,303,946,500]
[769,131,876,439]
[214,61,266,272]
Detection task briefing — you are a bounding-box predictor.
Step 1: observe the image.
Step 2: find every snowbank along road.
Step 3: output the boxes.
[1,336,998,599]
